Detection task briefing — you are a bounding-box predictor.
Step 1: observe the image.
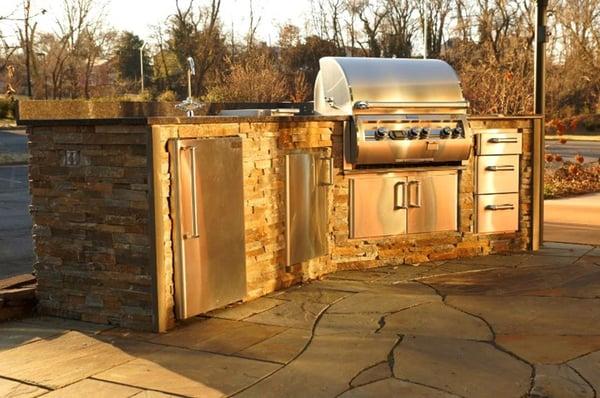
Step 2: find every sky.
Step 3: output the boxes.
[1,0,313,45]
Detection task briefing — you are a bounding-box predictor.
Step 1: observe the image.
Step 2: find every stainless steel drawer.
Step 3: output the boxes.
[475,130,522,155]
[475,155,519,194]
[349,175,407,238]
[475,193,519,233]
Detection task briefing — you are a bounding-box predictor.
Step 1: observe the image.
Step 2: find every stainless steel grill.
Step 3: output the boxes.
[314,57,472,166]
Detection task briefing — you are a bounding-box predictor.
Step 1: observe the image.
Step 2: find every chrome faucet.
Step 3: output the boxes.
[176,56,203,117]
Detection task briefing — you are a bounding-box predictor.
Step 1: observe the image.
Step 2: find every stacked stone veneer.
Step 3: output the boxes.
[28,116,535,332]
[28,124,154,330]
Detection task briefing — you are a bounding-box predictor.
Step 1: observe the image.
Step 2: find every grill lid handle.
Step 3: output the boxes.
[353,100,470,109]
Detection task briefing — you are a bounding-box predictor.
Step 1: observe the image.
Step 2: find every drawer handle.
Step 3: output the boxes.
[485,203,515,211]
[488,137,518,144]
[485,165,515,171]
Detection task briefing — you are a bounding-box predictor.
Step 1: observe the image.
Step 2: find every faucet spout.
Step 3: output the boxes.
[176,56,203,117]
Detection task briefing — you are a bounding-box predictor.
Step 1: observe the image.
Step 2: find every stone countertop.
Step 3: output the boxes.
[146,115,350,125]
[15,100,350,126]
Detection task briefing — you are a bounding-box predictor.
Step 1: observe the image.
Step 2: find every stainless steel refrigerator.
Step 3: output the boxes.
[169,136,246,319]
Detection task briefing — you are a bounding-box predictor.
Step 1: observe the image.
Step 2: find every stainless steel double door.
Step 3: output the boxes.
[350,171,457,239]
[169,137,247,320]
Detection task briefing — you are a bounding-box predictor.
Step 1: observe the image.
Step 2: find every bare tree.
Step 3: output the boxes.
[170,0,224,96]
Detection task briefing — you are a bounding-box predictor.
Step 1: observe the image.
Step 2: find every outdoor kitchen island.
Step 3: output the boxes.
[18,99,543,333]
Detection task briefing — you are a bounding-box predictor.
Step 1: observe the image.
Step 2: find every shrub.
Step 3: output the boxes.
[0,98,15,119]
[157,90,178,102]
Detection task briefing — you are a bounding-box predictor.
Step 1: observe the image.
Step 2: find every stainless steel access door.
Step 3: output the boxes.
[170,137,246,320]
[349,175,408,238]
[286,152,332,266]
[407,171,458,234]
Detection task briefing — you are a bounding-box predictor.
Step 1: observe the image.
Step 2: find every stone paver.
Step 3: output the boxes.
[243,300,328,330]
[0,377,47,397]
[530,364,594,398]
[341,378,460,398]
[208,297,286,321]
[151,317,286,355]
[236,327,311,364]
[349,362,391,387]
[422,263,600,296]
[19,316,114,334]
[130,391,180,398]
[268,284,353,304]
[95,345,280,398]
[393,336,531,398]
[496,334,600,364]
[569,350,600,392]
[41,379,141,397]
[0,331,155,389]
[326,284,439,315]
[534,242,594,257]
[381,302,493,340]
[0,244,599,397]
[0,320,66,351]
[236,333,398,398]
[447,295,600,335]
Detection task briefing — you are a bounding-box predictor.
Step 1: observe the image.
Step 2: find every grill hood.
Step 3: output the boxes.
[314,57,468,116]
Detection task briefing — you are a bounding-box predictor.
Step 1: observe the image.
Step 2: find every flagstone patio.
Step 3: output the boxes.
[1,242,599,397]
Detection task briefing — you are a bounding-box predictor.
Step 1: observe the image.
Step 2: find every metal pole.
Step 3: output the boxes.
[423,1,428,59]
[532,0,548,250]
[140,42,147,95]
[534,0,548,115]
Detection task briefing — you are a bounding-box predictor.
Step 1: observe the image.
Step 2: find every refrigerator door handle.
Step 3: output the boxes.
[184,146,200,240]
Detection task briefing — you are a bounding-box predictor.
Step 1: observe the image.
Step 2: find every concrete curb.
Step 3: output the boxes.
[545,135,600,142]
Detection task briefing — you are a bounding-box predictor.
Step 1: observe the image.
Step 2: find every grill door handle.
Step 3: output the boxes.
[408,181,422,208]
[488,137,518,144]
[485,203,515,211]
[485,165,515,171]
[183,146,200,240]
[394,182,406,209]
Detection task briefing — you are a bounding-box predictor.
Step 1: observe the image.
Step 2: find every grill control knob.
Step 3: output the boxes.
[374,127,387,140]
[452,126,464,139]
[440,127,452,139]
[388,130,406,140]
[408,127,420,140]
[420,128,430,139]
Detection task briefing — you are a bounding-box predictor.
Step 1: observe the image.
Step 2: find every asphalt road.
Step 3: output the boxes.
[0,129,27,154]
[0,130,33,279]
[546,140,600,163]
[0,164,34,279]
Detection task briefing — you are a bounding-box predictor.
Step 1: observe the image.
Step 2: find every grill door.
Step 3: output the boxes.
[349,175,407,238]
[170,137,246,320]
[407,171,458,234]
